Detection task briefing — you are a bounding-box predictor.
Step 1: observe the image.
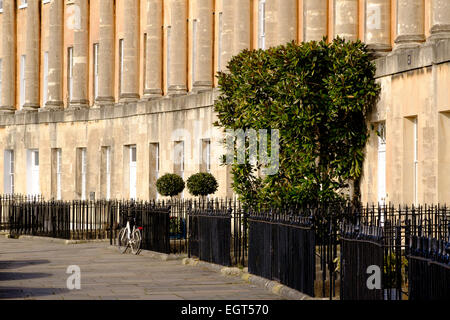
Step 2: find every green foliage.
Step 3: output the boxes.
[156,173,185,197]
[214,37,380,207]
[186,172,219,197]
[384,252,408,288]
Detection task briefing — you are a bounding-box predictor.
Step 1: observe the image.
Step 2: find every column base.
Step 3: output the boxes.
[192,81,213,93]
[428,25,450,41]
[40,101,64,112]
[94,96,115,108]
[142,89,163,101]
[20,103,40,112]
[68,100,90,110]
[394,34,426,50]
[119,93,140,103]
[367,44,392,59]
[168,85,187,97]
[0,106,16,114]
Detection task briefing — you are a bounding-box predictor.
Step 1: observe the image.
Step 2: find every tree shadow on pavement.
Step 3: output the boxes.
[0,271,52,281]
[0,287,70,299]
[0,260,50,270]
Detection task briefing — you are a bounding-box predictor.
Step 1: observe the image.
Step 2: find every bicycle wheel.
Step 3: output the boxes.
[117,228,129,254]
[130,229,142,255]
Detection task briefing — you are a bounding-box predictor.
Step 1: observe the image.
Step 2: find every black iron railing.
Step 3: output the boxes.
[5,199,114,240]
[1,195,449,300]
[248,207,316,297]
[340,204,450,300]
[407,205,450,300]
[187,198,247,267]
[110,200,170,254]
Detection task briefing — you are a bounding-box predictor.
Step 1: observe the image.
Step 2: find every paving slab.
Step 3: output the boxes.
[0,237,283,300]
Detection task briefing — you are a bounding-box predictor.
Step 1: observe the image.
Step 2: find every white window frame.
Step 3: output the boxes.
[20,55,26,109]
[150,143,160,200]
[81,148,87,200]
[413,117,418,205]
[178,142,184,177]
[27,149,40,197]
[201,139,211,173]
[129,146,137,200]
[377,122,386,206]
[0,0,3,13]
[68,47,73,102]
[43,51,49,105]
[4,150,14,195]
[206,140,211,173]
[258,0,266,50]
[155,144,160,179]
[56,149,62,200]
[175,141,185,198]
[106,147,111,200]
[93,43,99,99]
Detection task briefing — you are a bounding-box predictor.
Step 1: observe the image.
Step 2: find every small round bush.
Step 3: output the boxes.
[186,173,218,197]
[156,173,185,197]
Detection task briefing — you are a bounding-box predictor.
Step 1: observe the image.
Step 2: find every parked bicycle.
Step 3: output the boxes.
[117,215,142,254]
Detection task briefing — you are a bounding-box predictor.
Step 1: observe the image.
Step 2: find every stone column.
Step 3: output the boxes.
[166,0,187,96]
[220,0,250,72]
[429,0,450,40]
[95,0,115,106]
[191,0,213,92]
[334,0,359,41]
[265,0,297,48]
[143,0,163,100]
[365,0,391,56]
[395,0,425,49]
[23,0,40,111]
[220,0,234,72]
[303,0,328,42]
[69,0,89,109]
[0,0,15,113]
[233,0,250,53]
[44,0,64,110]
[120,0,140,102]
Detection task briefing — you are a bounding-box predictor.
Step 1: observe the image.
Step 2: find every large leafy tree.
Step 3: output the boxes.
[214,38,380,207]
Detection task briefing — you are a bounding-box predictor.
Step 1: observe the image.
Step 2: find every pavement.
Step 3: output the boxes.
[0,236,284,300]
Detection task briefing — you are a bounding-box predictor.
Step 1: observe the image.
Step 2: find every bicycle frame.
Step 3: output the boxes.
[124,219,143,240]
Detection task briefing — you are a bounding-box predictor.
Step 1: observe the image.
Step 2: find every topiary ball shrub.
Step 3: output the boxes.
[156,173,185,197]
[186,172,219,197]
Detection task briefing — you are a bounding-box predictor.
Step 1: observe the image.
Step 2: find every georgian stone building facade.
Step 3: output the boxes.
[0,0,449,204]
